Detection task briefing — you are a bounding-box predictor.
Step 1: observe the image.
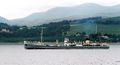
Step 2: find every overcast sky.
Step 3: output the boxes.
[0,0,120,19]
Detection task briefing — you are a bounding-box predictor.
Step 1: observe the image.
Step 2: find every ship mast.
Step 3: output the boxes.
[41,27,43,43]
[96,24,98,34]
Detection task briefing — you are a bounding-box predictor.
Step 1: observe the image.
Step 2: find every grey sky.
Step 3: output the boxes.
[0,0,120,19]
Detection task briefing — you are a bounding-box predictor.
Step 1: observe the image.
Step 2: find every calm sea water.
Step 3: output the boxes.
[0,44,120,65]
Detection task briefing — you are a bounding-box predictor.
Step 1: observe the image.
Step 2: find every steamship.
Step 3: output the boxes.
[24,38,109,49]
[24,26,109,49]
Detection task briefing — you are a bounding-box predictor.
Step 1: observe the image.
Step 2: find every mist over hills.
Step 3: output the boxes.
[1,3,120,26]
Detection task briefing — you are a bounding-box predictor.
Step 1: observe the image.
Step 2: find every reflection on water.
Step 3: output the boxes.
[0,44,120,65]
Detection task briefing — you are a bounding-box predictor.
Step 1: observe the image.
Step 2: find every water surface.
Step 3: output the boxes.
[0,44,120,65]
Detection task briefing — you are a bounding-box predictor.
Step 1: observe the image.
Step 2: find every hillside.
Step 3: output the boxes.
[0,16,120,42]
[69,17,120,35]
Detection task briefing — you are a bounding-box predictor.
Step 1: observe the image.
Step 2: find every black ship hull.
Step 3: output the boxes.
[24,44,109,49]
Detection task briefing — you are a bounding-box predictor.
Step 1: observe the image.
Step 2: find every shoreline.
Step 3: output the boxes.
[0,42,23,45]
[0,42,120,45]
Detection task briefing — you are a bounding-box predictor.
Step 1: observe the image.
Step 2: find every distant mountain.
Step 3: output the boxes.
[0,16,9,23]
[10,3,120,26]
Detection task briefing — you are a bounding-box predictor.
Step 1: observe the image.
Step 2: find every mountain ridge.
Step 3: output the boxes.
[0,16,9,24]
[7,3,120,26]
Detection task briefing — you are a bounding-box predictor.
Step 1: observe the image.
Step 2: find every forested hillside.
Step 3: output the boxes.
[0,20,70,42]
[0,17,120,42]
